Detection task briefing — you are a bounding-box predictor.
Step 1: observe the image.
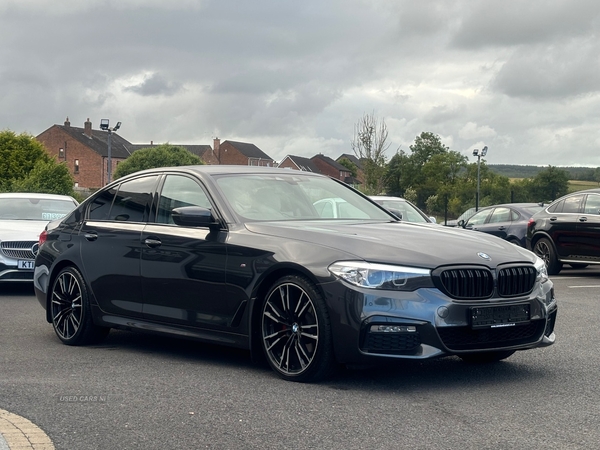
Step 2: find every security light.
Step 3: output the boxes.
[481,146,488,157]
[472,149,478,156]
[114,122,121,132]
[100,119,109,130]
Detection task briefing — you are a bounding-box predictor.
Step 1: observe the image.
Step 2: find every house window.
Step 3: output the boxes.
[74,159,80,174]
[59,148,65,159]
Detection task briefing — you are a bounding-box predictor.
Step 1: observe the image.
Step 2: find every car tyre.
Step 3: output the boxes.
[459,350,515,363]
[261,275,336,382]
[50,266,109,346]
[533,237,563,275]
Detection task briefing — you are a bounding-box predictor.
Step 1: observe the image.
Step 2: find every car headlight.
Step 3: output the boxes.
[534,256,549,284]
[328,261,433,291]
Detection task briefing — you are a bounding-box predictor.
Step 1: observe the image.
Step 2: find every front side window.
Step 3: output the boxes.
[466,209,491,226]
[156,175,211,225]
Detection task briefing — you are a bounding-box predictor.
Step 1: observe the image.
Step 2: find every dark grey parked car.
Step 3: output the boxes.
[458,203,544,247]
[34,166,557,382]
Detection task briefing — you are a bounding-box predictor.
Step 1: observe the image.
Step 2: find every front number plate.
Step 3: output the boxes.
[18,260,35,270]
[471,304,530,329]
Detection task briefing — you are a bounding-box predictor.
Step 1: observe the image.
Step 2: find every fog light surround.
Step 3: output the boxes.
[370,325,417,333]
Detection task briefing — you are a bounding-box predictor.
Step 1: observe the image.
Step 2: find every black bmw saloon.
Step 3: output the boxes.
[34,165,557,382]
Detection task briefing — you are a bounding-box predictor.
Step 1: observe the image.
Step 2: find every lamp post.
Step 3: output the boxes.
[100,119,121,184]
[472,146,488,211]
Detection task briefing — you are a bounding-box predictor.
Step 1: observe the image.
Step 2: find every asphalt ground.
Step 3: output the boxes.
[1,265,599,449]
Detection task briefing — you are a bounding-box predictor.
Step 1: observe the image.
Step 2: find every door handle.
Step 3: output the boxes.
[497,226,506,230]
[550,217,558,221]
[144,238,162,248]
[579,217,588,222]
[84,233,98,241]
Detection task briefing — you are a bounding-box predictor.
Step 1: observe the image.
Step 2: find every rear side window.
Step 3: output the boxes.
[88,188,118,220]
[88,176,158,222]
[109,176,159,222]
[583,194,600,214]
[562,195,584,214]
[488,207,511,223]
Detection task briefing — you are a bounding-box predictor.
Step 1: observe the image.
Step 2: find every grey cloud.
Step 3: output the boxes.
[450,0,600,49]
[492,42,600,99]
[124,73,183,97]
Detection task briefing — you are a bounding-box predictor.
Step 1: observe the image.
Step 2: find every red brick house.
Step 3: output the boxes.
[37,120,275,189]
[36,118,133,189]
[278,155,320,173]
[336,153,365,185]
[213,139,275,166]
[310,154,354,183]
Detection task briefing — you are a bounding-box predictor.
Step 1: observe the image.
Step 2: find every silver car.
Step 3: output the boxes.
[0,193,78,282]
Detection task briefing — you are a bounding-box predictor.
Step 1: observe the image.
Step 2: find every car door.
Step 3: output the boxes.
[141,174,234,330]
[545,194,583,258]
[476,207,513,240]
[464,208,492,233]
[575,193,600,260]
[79,175,159,318]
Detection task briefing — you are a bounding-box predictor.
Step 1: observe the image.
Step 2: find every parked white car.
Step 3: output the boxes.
[368,196,436,223]
[0,193,78,283]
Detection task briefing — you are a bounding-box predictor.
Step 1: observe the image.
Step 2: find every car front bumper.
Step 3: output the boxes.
[322,278,556,364]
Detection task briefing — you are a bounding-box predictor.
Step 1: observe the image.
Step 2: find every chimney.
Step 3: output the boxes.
[84,118,92,137]
[64,117,70,127]
[214,137,221,164]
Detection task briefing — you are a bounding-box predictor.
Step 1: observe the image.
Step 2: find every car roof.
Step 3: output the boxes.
[368,196,408,201]
[0,192,76,201]
[476,203,543,210]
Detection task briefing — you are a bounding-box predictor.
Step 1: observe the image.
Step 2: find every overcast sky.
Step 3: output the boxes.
[1,0,599,167]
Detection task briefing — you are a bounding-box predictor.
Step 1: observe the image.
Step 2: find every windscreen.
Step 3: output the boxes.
[215,173,392,221]
[0,198,77,221]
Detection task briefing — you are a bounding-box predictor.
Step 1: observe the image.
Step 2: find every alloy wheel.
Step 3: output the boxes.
[51,271,83,340]
[262,282,319,377]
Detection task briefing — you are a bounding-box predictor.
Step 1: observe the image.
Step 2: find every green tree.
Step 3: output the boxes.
[113,144,203,179]
[594,167,600,186]
[530,166,569,202]
[0,130,74,194]
[384,150,410,196]
[351,112,389,194]
[337,157,358,178]
[12,159,74,195]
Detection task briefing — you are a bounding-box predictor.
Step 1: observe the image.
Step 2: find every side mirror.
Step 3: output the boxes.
[457,219,465,228]
[171,206,219,228]
[387,208,403,220]
[429,216,437,223]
